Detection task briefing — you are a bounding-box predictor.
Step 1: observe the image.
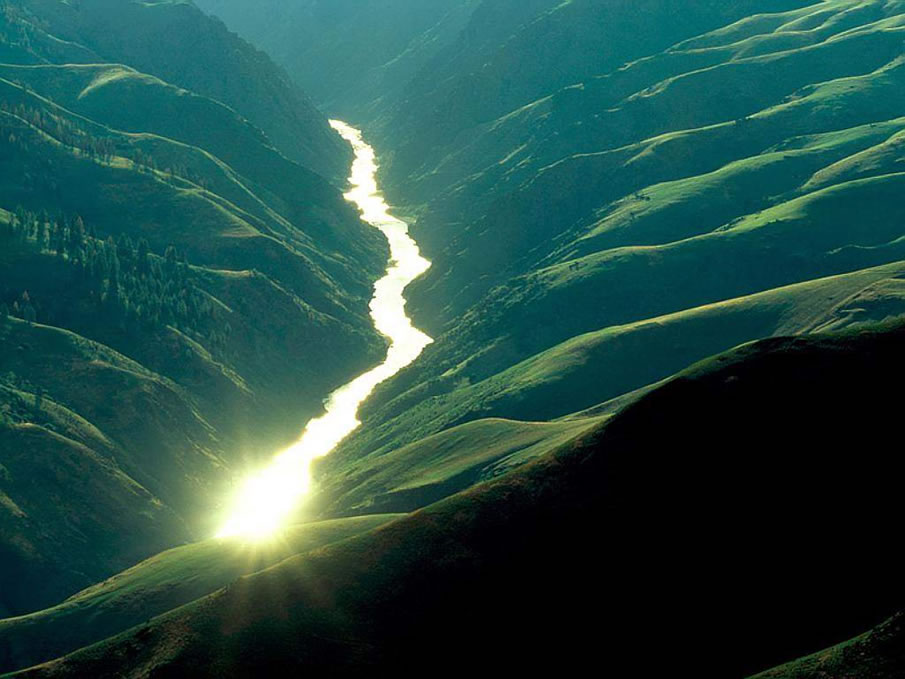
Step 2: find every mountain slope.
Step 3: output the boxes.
[13,321,905,678]
[0,515,403,675]
[0,6,387,615]
[321,259,905,472]
[13,0,350,179]
[752,614,905,679]
[316,0,905,475]
[196,0,484,120]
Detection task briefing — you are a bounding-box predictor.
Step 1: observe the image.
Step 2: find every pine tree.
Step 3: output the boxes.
[137,238,151,275]
[21,292,36,325]
[50,219,63,255]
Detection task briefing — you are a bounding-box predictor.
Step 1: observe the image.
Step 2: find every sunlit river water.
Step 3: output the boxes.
[217,121,433,539]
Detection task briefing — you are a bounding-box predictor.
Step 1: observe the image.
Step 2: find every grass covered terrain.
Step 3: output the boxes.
[327,258,905,482]
[8,0,350,179]
[3,2,905,675]
[752,614,905,678]
[313,416,602,516]
[313,0,905,483]
[0,2,387,615]
[0,515,402,675]
[12,321,905,677]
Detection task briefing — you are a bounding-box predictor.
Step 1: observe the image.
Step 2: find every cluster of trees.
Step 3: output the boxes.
[1,99,118,162]
[0,1,30,48]
[0,290,36,325]
[0,379,50,431]
[2,99,210,188]
[1,207,233,355]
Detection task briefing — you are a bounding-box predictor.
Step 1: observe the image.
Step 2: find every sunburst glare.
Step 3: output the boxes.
[216,121,433,540]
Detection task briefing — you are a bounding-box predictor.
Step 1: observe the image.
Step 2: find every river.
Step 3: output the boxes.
[217,121,433,539]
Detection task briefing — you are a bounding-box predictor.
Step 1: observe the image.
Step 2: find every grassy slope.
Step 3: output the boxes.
[0,9,387,615]
[380,0,813,198]
[312,416,601,516]
[0,72,383,317]
[752,614,905,678]
[0,62,381,280]
[17,0,350,179]
[0,320,196,611]
[331,0,905,471]
[407,2,905,330]
[14,321,905,678]
[0,86,380,468]
[328,257,905,478]
[0,515,402,675]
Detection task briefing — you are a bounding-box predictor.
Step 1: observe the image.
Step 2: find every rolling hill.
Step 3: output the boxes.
[10,321,905,677]
[9,0,350,179]
[3,1,905,677]
[0,2,387,616]
[297,0,905,482]
[0,515,403,675]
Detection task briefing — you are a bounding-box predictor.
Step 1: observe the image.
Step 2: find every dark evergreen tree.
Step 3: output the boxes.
[21,292,36,325]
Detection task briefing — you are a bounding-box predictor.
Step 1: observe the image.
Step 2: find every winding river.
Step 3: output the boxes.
[217,121,433,539]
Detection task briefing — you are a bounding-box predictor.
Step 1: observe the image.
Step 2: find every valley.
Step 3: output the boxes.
[2,0,905,677]
[215,121,433,540]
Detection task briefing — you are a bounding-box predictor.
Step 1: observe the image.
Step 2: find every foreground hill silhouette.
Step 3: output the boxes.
[753,613,905,678]
[0,515,402,675]
[13,322,905,677]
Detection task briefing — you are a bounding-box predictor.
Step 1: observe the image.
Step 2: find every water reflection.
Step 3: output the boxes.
[216,121,432,539]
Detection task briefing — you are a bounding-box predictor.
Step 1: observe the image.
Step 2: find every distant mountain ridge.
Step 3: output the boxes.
[6,0,350,179]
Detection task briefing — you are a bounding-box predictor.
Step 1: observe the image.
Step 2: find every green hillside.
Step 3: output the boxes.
[10,0,350,179]
[402,1,905,330]
[2,1,904,676]
[0,4,388,616]
[312,415,601,517]
[328,257,905,482]
[310,0,905,474]
[12,322,905,678]
[0,515,402,675]
[752,614,905,678]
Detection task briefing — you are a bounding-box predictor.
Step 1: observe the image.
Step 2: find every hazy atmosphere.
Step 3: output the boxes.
[1,1,904,676]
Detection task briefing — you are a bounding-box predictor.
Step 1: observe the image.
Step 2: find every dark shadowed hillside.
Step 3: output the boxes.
[13,322,905,678]
[752,613,905,679]
[0,515,403,674]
